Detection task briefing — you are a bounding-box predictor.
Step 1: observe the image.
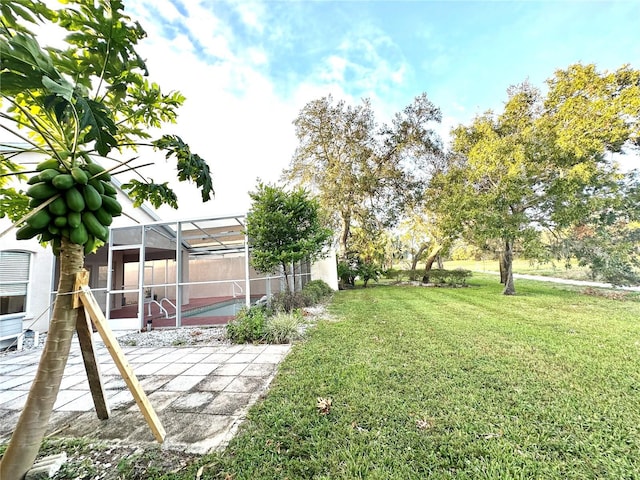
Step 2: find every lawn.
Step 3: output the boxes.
[442,258,593,281]
[194,275,640,479]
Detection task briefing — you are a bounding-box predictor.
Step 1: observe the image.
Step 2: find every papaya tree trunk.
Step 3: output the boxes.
[0,239,84,480]
[502,239,516,295]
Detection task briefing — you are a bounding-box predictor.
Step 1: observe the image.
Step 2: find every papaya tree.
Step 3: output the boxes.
[0,2,213,479]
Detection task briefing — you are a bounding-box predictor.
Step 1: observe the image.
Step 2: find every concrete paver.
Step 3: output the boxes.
[0,334,291,454]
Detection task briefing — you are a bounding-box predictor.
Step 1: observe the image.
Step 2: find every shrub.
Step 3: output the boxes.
[357,260,382,287]
[302,279,333,304]
[271,291,309,313]
[423,268,472,286]
[226,306,267,343]
[337,260,357,287]
[264,311,303,344]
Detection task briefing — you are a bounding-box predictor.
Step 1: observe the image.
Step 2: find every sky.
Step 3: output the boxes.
[11,1,640,220]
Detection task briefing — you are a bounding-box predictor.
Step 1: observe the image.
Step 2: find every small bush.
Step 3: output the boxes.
[423,268,472,286]
[302,279,333,304]
[226,306,267,343]
[271,291,309,313]
[337,260,357,287]
[264,311,303,344]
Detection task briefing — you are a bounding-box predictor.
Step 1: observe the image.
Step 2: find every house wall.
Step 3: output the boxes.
[0,217,56,334]
[311,249,339,290]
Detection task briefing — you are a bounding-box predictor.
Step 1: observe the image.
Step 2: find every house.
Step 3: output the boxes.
[1,180,338,348]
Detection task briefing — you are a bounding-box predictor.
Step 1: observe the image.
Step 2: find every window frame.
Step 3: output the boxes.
[0,250,32,317]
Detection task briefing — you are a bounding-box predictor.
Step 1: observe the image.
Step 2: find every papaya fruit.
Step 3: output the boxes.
[16,224,41,240]
[27,182,58,200]
[71,167,89,185]
[68,211,82,229]
[27,209,52,230]
[84,235,98,255]
[48,197,68,216]
[82,211,108,241]
[101,194,122,216]
[70,223,89,245]
[101,180,117,196]
[84,162,110,181]
[29,197,44,208]
[94,207,112,227]
[82,184,102,211]
[39,230,54,242]
[54,216,67,228]
[52,174,75,190]
[65,187,85,212]
[88,178,105,194]
[48,224,60,235]
[27,174,41,185]
[39,169,62,183]
[36,159,61,171]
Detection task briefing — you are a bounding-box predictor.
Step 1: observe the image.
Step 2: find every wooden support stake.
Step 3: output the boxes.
[76,307,110,419]
[78,284,166,443]
[74,270,110,419]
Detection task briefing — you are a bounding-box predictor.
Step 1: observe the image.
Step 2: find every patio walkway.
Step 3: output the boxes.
[0,335,291,454]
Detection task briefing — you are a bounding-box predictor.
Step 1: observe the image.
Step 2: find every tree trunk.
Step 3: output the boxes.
[339,212,351,260]
[0,239,84,480]
[436,255,443,269]
[281,262,290,293]
[422,245,442,283]
[410,244,428,280]
[502,239,516,295]
[499,252,507,284]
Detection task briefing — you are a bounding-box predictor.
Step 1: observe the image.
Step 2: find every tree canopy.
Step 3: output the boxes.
[285,93,443,259]
[432,64,640,294]
[245,182,333,290]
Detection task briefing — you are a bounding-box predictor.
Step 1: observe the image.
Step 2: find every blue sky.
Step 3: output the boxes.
[35,1,640,218]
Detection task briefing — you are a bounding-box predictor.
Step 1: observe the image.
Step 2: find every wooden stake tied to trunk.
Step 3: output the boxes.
[73,270,166,443]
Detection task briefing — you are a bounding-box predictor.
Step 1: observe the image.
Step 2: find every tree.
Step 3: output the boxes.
[397,208,449,281]
[0,2,213,478]
[245,183,332,291]
[433,64,640,295]
[285,93,442,259]
[559,171,640,285]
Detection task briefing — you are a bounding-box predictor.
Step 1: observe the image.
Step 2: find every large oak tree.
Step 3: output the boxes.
[285,93,443,260]
[433,64,640,294]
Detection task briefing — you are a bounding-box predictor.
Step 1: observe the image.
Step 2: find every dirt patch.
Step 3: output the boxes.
[36,440,202,480]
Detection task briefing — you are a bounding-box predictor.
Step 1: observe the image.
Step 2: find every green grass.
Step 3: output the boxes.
[442,258,593,281]
[195,275,640,479]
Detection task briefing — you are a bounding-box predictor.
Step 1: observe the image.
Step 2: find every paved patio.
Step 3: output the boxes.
[0,336,291,454]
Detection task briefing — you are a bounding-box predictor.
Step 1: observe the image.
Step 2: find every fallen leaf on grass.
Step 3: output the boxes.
[351,421,368,432]
[317,397,332,415]
[416,418,435,430]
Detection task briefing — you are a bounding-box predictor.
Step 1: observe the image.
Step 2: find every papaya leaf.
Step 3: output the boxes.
[152,135,214,202]
[41,75,74,101]
[121,179,179,209]
[76,96,117,156]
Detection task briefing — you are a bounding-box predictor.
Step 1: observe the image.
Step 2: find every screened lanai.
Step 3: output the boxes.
[56,214,312,330]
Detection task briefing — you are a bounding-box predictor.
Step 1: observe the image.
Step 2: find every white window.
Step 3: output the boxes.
[0,251,31,315]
